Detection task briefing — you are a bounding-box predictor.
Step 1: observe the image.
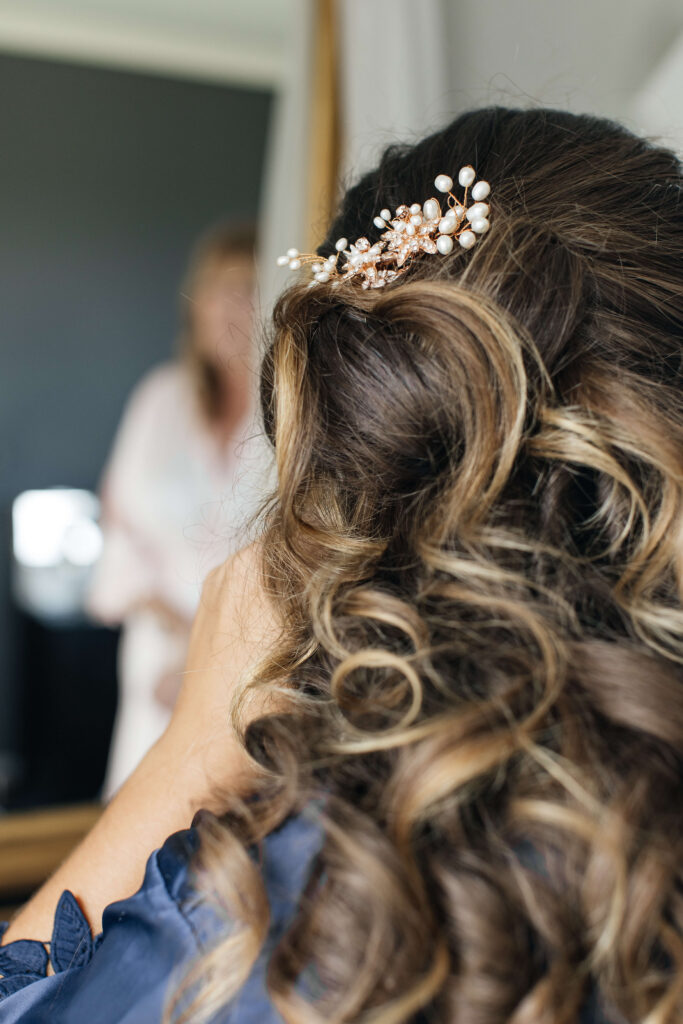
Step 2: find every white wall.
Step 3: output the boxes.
[445,0,683,133]
[335,0,683,191]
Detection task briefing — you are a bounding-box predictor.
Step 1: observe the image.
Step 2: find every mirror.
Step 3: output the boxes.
[0,28,276,818]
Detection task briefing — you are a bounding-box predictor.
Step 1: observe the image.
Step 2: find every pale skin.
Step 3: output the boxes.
[1,541,279,945]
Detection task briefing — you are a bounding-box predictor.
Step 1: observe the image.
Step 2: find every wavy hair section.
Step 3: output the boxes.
[169,108,683,1023]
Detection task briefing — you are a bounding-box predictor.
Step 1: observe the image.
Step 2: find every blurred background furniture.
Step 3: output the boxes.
[0,803,101,919]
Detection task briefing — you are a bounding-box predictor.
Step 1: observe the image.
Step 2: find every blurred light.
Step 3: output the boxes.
[62,518,103,567]
[11,489,103,623]
[12,489,101,568]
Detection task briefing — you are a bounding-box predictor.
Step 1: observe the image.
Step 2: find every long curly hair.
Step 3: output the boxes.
[173,108,683,1024]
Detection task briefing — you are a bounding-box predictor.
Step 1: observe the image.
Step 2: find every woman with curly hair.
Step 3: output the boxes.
[1,106,682,1024]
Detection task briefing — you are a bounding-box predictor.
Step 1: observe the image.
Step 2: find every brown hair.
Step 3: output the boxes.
[179,221,256,422]
[175,108,683,1023]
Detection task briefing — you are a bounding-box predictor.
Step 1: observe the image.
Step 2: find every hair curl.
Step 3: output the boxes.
[172,108,683,1024]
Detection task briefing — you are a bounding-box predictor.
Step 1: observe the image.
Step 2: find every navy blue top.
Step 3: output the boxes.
[0,813,322,1023]
[0,812,616,1023]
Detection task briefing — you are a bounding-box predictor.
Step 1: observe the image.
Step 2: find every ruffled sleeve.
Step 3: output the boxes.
[0,829,205,1023]
[0,814,324,1024]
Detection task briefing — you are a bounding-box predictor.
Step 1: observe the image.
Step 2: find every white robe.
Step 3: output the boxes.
[87,361,273,799]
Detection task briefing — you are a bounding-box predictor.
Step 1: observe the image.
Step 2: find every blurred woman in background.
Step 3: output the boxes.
[88,223,272,799]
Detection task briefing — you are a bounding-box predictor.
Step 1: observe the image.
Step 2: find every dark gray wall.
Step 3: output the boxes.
[0,52,272,754]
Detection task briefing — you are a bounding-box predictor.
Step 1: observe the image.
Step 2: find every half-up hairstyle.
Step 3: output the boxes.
[173,107,683,1024]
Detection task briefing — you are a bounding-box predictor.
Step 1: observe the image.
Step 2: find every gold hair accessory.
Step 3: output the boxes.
[277,166,491,290]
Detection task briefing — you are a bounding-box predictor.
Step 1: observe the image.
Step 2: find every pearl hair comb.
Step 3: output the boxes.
[277,165,491,290]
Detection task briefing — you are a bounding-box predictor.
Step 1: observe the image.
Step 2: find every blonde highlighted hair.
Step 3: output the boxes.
[172,108,683,1023]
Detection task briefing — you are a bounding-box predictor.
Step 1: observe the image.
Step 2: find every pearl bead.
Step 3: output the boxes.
[423,198,440,220]
[410,203,421,214]
[410,213,422,226]
[466,202,490,222]
[276,255,289,266]
[286,247,299,259]
[311,262,322,272]
[436,234,454,255]
[471,218,490,234]
[373,216,386,229]
[435,174,453,193]
[289,258,301,269]
[335,237,348,251]
[315,271,330,283]
[471,180,490,201]
[438,216,455,234]
[380,208,391,221]
[405,223,416,236]
[458,230,476,250]
[458,166,476,187]
[452,203,464,219]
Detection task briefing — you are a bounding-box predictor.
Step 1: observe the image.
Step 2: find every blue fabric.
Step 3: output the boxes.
[0,813,323,1023]
[0,811,619,1023]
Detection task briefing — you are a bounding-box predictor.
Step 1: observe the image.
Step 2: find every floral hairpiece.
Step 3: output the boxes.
[277,165,491,290]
